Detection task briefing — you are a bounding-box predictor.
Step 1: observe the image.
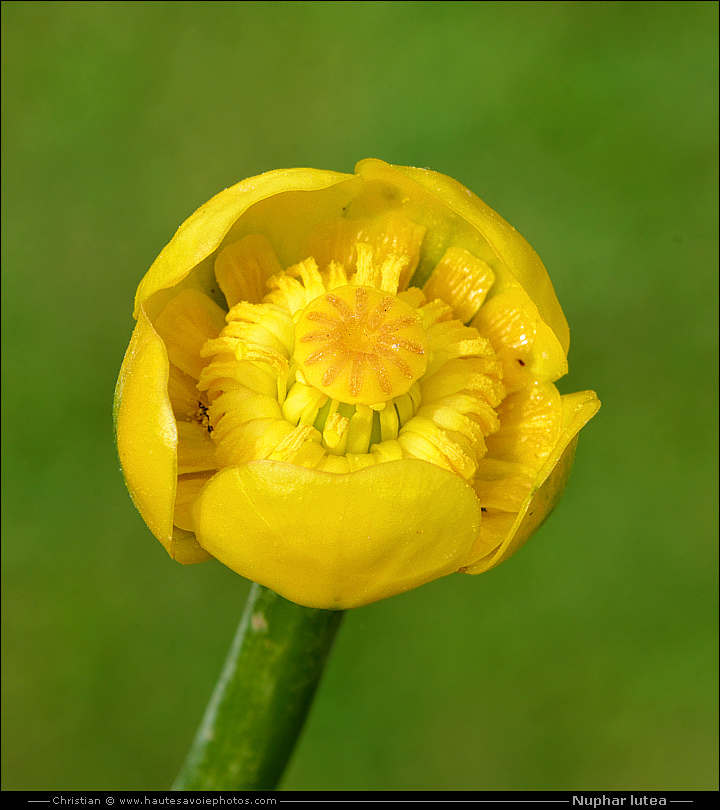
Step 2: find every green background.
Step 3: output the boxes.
[2,0,717,792]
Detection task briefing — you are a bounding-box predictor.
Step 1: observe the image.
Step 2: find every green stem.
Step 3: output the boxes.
[173,583,345,791]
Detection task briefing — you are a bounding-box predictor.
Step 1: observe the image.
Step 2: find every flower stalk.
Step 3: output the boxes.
[173,583,344,791]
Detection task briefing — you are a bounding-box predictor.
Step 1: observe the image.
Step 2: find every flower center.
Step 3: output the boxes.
[294,285,428,406]
[193,228,506,477]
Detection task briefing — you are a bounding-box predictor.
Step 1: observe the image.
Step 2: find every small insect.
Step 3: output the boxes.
[192,401,213,433]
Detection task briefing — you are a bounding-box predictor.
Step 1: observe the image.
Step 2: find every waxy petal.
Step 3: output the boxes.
[464,389,600,573]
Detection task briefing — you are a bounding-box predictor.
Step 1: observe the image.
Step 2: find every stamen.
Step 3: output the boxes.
[323,412,349,453]
[379,401,400,441]
[269,425,320,463]
[345,405,374,454]
[282,382,327,426]
[353,243,378,288]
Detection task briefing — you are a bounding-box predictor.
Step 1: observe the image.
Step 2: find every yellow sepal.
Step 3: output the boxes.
[192,459,482,609]
[114,308,210,563]
[134,168,354,318]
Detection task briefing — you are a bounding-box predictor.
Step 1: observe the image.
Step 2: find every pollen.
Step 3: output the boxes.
[294,285,428,406]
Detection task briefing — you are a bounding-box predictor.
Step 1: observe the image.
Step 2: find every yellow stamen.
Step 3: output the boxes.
[345,404,374,454]
[323,411,349,453]
[282,382,327,426]
[225,302,295,355]
[379,401,400,441]
[269,424,320,463]
[399,416,476,479]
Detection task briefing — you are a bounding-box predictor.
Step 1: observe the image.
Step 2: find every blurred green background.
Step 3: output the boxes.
[2,0,717,792]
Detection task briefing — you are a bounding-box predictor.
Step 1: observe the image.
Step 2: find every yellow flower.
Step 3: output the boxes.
[114,159,599,609]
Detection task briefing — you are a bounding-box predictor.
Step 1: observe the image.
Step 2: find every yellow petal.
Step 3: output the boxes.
[214,234,284,308]
[471,459,535,512]
[153,289,227,380]
[169,526,215,565]
[176,421,216,474]
[174,474,212,533]
[305,212,426,294]
[192,460,481,609]
[463,390,600,573]
[472,289,567,387]
[167,363,205,420]
[485,382,562,469]
[423,246,495,324]
[115,310,213,564]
